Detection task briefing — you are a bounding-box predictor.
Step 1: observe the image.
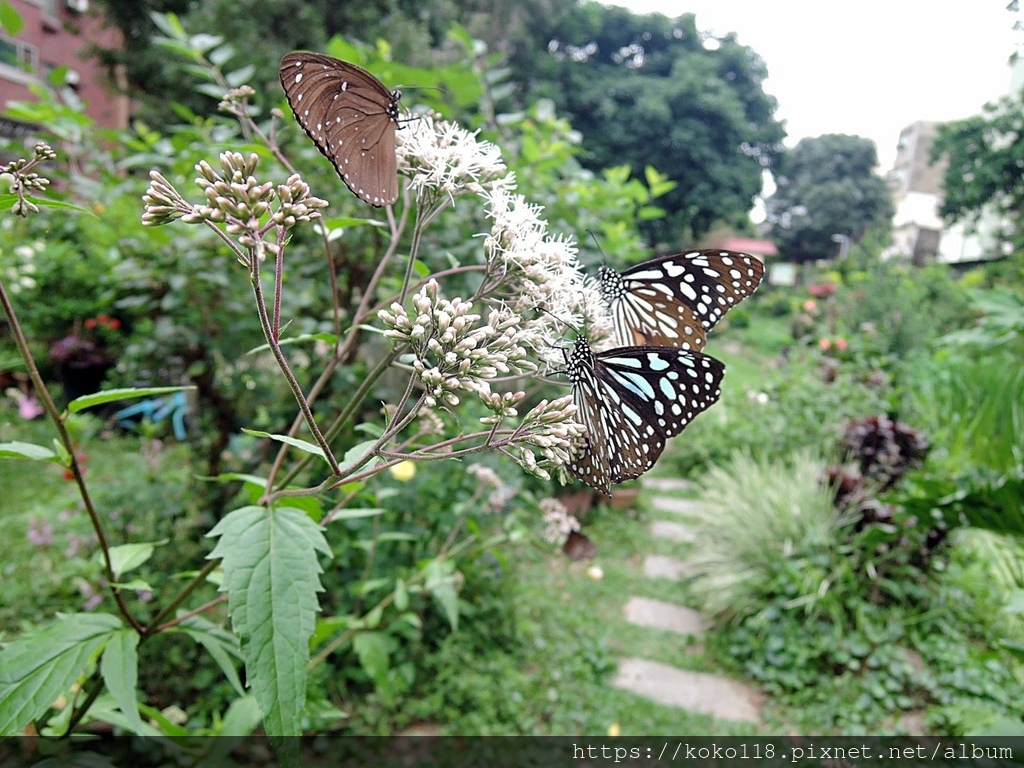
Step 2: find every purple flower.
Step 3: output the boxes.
[27,518,54,546]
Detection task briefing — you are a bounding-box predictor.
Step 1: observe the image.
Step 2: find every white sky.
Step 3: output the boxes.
[603,0,1020,173]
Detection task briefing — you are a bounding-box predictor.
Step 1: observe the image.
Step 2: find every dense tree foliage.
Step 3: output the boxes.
[766,134,894,264]
[931,88,1024,253]
[92,0,782,246]
[511,3,785,246]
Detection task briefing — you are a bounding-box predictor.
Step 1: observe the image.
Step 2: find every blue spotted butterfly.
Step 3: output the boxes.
[564,336,724,494]
[598,249,764,350]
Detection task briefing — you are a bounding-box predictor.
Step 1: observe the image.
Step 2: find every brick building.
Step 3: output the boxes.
[0,0,126,137]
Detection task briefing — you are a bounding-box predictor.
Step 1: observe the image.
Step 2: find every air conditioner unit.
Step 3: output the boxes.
[66,0,88,13]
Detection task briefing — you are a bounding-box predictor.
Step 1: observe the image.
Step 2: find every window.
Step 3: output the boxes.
[0,37,38,84]
[23,0,60,17]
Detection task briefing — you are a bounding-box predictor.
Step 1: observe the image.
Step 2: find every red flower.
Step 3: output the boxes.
[84,318,97,329]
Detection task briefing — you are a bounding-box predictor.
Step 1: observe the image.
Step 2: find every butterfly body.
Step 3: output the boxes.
[599,249,764,349]
[564,336,724,494]
[280,52,400,207]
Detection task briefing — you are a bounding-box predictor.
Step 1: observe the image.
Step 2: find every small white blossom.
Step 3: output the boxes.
[379,279,537,408]
[500,395,585,480]
[540,498,580,546]
[397,114,506,198]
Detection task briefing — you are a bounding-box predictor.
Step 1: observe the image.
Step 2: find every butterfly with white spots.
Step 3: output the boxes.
[598,249,764,350]
[563,336,725,494]
[280,52,400,207]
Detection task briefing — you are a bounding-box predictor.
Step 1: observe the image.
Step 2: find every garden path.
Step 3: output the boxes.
[610,477,764,724]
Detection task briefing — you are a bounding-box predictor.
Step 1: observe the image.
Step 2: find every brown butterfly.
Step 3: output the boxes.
[280,52,400,207]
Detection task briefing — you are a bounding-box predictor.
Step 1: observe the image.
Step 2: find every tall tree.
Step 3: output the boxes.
[931,89,1024,254]
[766,134,894,264]
[511,3,785,247]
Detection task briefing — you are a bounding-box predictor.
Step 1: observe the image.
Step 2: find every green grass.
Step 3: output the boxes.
[0,405,194,633]
[704,316,791,395]
[507,500,767,736]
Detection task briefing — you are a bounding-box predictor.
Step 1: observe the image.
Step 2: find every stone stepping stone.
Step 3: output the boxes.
[613,657,762,723]
[650,519,697,543]
[649,496,705,516]
[624,596,703,637]
[643,554,692,582]
[643,477,695,493]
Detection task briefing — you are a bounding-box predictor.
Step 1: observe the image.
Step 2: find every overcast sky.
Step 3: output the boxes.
[604,0,1020,172]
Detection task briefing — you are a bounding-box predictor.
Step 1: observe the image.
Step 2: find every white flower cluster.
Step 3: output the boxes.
[396,115,507,198]
[143,153,327,252]
[378,278,536,408]
[539,497,580,546]
[481,184,609,358]
[0,240,44,294]
[502,395,586,481]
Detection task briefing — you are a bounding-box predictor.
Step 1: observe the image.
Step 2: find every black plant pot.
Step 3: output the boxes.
[58,361,113,405]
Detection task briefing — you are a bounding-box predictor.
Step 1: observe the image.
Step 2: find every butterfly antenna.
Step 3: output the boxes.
[586,230,610,269]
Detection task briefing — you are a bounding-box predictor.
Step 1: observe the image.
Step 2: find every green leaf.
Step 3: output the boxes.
[178,615,245,697]
[277,495,325,523]
[84,695,162,737]
[0,1,25,35]
[103,540,166,579]
[248,332,339,352]
[319,216,387,230]
[352,632,394,689]
[327,508,384,522]
[68,386,195,413]
[423,559,459,631]
[394,579,409,612]
[0,612,121,736]
[99,629,144,733]
[0,441,58,462]
[207,505,331,736]
[241,429,327,463]
[219,694,263,737]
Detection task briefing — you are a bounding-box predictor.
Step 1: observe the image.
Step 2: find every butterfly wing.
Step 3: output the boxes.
[600,249,764,348]
[280,52,399,207]
[566,339,725,494]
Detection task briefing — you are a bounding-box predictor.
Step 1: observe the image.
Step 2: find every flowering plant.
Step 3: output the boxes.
[0,32,657,741]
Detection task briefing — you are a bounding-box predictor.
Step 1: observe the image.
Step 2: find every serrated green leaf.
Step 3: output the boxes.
[0,441,58,462]
[68,386,195,413]
[207,506,331,736]
[0,612,121,736]
[103,540,166,579]
[241,429,327,463]
[178,615,245,697]
[99,629,144,733]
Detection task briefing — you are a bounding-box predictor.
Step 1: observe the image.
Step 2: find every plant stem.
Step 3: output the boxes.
[0,279,141,632]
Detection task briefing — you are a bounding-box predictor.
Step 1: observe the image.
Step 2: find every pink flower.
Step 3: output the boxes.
[803,299,818,313]
[818,337,832,351]
[835,338,849,352]
[17,394,43,420]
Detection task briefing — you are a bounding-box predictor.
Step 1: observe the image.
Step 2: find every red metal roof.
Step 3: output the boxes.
[711,237,778,257]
